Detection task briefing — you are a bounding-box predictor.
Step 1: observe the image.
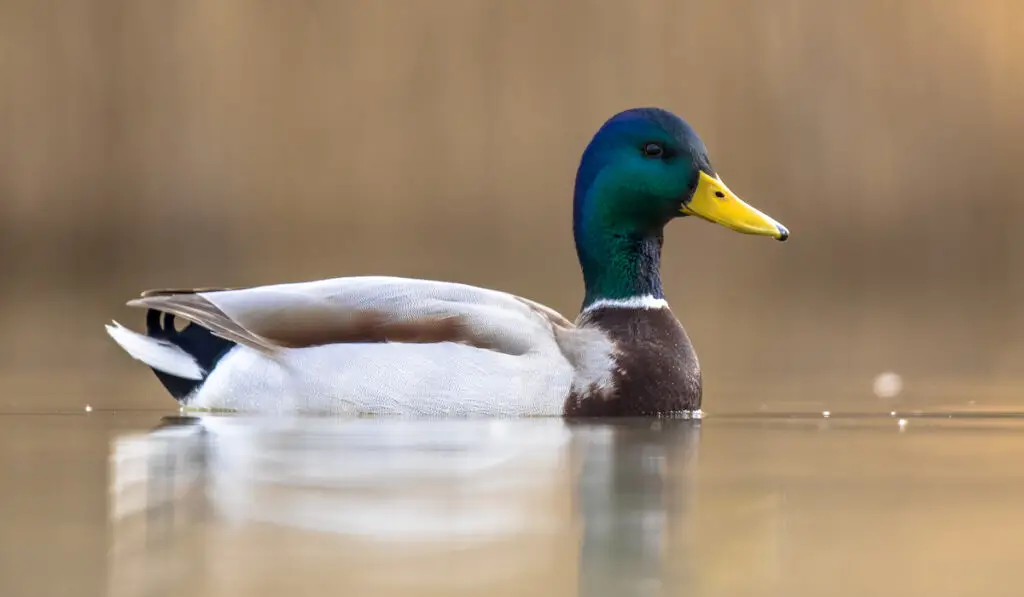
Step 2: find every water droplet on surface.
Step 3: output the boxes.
[873,372,903,398]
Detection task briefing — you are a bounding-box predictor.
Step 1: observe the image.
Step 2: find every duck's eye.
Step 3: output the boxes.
[642,142,664,158]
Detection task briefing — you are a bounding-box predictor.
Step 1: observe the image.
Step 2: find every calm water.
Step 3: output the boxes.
[3,410,1024,597]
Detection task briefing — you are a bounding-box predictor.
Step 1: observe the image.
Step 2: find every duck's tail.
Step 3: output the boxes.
[106,310,236,402]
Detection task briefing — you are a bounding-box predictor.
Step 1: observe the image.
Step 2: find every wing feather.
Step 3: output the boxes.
[127,276,574,356]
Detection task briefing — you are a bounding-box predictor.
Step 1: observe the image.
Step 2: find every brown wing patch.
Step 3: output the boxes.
[258,311,508,352]
[128,294,516,354]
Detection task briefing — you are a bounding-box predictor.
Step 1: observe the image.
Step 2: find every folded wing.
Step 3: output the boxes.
[129,276,575,355]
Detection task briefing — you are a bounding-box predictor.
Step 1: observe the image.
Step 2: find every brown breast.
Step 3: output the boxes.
[564,307,701,417]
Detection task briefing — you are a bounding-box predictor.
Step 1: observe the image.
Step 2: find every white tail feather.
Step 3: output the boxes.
[105,321,205,380]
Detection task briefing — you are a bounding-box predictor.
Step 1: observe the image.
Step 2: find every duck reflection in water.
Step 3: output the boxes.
[108,416,702,597]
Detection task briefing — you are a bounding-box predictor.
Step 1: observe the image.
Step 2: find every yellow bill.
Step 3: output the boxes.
[681,171,789,241]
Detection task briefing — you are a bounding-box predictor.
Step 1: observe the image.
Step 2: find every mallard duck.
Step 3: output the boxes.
[106,107,788,417]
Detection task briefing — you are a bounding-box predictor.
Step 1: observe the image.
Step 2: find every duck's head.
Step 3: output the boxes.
[573,107,788,307]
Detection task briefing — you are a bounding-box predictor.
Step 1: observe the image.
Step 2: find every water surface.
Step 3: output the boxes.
[2,411,1023,597]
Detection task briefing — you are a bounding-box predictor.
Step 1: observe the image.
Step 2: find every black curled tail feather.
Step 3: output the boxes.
[145,309,237,403]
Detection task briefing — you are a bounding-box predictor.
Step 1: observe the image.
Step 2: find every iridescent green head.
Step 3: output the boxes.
[572,107,788,308]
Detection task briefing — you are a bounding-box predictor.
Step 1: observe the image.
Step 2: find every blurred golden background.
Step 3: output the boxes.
[1,0,1022,412]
